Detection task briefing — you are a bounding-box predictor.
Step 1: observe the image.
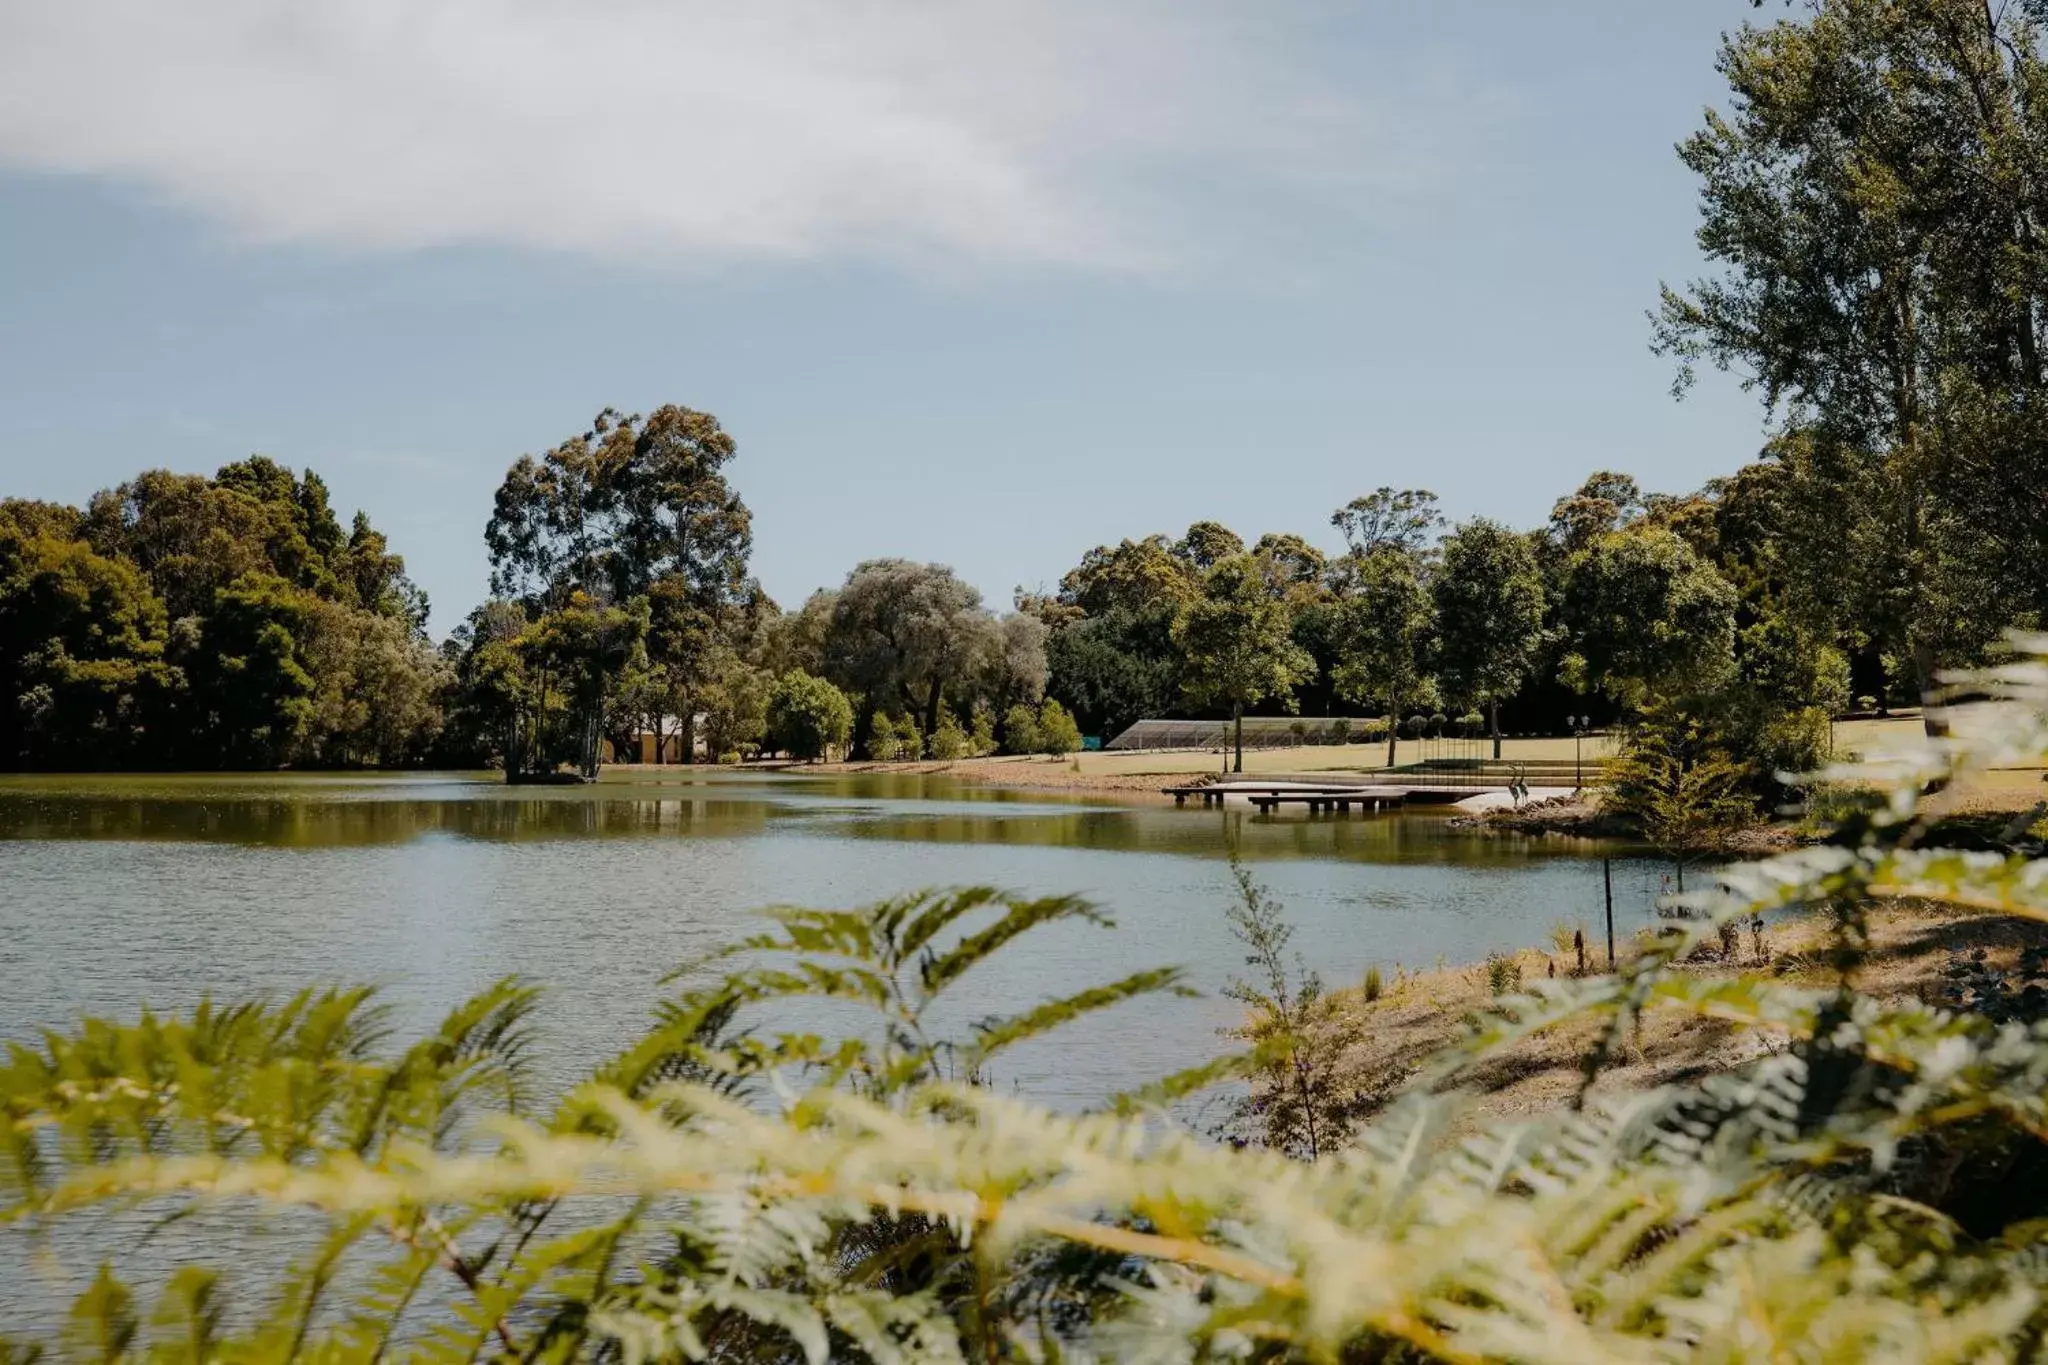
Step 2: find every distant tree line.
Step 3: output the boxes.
[0,459,443,769]
[0,450,2030,780]
[1027,471,1851,781]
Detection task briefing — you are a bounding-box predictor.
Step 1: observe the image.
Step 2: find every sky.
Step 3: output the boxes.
[0,1,1773,634]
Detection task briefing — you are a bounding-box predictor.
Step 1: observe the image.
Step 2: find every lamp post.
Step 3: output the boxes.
[1571,715,1587,790]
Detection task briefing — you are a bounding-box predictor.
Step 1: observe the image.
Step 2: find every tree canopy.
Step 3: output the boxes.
[1,461,442,771]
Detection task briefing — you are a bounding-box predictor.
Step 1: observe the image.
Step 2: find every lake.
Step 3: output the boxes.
[0,769,1671,1108]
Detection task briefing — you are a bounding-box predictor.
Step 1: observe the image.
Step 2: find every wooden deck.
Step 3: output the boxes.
[1165,781,1410,814]
[1167,768,1587,813]
[1246,788,1408,815]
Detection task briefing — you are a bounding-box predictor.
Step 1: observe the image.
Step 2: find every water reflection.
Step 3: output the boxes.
[0,771,1618,866]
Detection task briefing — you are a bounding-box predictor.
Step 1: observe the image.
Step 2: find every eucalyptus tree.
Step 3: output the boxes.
[1656,0,2048,728]
[1173,520,1246,572]
[0,518,176,769]
[1432,518,1547,758]
[1045,534,1198,741]
[485,405,753,771]
[1172,553,1313,772]
[1557,525,1738,709]
[1249,532,1328,598]
[1330,548,1438,769]
[1330,487,1442,561]
[1056,534,1198,617]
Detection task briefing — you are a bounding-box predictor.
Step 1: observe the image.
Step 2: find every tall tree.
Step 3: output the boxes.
[1057,535,1198,617]
[0,524,176,769]
[486,406,751,608]
[485,406,752,773]
[823,561,1026,751]
[1558,526,1739,708]
[1172,555,1313,772]
[1330,549,1438,768]
[1432,518,1547,758]
[1655,0,2048,731]
[1331,488,1442,560]
[1173,521,1246,573]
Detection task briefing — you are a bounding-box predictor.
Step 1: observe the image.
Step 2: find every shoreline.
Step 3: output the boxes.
[767,755,1189,798]
[1326,897,2046,1126]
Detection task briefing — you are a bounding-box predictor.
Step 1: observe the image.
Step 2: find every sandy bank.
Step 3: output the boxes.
[1322,899,2043,1126]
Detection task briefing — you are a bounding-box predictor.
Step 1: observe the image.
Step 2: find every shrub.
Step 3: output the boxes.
[968,706,997,757]
[1604,702,1758,882]
[1361,963,1383,1001]
[717,749,742,766]
[1037,698,1082,756]
[764,669,853,762]
[1328,717,1351,745]
[868,711,901,761]
[929,710,971,761]
[1485,950,1523,997]
[1457,710,1484,737]
[897,716,925,761]
[1220,858,1369,1157]
[1001,703,1039,755]
[1400,713,1426,738]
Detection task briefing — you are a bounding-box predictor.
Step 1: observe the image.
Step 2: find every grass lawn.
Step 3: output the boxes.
[1066,733,1623,778]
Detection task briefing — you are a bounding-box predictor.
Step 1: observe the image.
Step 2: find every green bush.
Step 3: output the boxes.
[969,706,997,757]
[868,711,901,761]
[1328,717,1351,745]
[1002,702,1040,755]
[1036,698,1082,756]
[929,710,971,761]
[764,668,853,762]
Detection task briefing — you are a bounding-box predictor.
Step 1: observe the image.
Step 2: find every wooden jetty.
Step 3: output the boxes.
[1165,781,1408,815]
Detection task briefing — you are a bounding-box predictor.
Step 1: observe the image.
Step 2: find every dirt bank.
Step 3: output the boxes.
[1325,900,2045,1126]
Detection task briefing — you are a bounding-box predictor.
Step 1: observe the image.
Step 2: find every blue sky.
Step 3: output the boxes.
[0,2,1769,634]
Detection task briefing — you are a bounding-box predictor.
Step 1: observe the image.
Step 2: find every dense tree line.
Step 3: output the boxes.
[0,460,442,769]
[1027,472,1848,782]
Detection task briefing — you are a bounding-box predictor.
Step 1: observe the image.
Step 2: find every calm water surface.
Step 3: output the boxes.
[0,769,1670,1107]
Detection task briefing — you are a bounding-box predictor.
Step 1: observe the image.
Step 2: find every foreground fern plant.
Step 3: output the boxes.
[12,642,2048,1360]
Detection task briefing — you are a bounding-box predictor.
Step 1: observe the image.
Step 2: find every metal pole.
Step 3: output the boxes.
[1603,857,1615,969]
[1575,724,1583,789]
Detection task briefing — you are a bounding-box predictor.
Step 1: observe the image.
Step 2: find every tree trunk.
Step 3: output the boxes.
[1385,698,1399,770]
[679,692,696,764]
[1490,699,1501,761]
[924,679,944,750]
[1911,638,1952,740]
[1233,701,1243,774]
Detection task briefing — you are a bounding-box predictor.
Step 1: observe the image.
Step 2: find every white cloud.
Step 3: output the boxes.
[0,1,1485,271]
